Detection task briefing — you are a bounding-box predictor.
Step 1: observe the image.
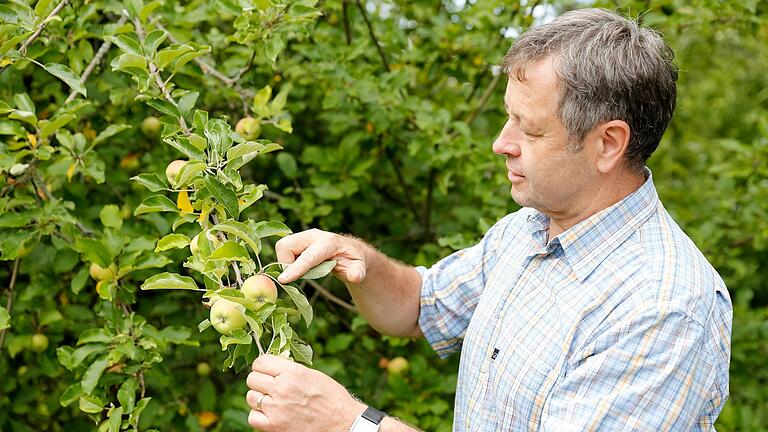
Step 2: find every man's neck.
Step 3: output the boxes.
[547,172,646,239]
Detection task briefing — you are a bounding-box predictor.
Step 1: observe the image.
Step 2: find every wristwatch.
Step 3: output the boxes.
[348,406,386,432]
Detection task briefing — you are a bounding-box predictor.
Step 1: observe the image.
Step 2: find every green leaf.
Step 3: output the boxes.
[276,152,298,178]
[207,241,250,262]
[299,260,336,280]
[220,328,251,350]
[74,239,112,267]
[39,112,75,139]
[141,272,199,290]
[204,175,239,219]
[107,406,123,432]
[99,205,123,229]
[110,34,143,55]
[111,53,148,73]
[0,100,13,114]
[60,383,83,407]
[211,221,261,255]
[166,136,205,160]
[92,124,130,146]
[9,109,37,127]
[130,173,168,192]
[252,220,292,238]
[116,377,138,414]
[146,99,180,119]
[43,63,86,97]
[155,233,191,252]
[281,284,312,326]
[77,329,113,345]
[178,91,199,117]
[198,319,211,332]
[81,355,110,394]
[79,394,105,413]
[0,305,9,331]
[134,195,178,215]
[176,160,206,188]
[143,29,167,57]
[290,339,313,365]
[252,86,272,112]
[14,94,34,114]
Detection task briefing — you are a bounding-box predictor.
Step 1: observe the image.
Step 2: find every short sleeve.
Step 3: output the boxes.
[540,307,721,431]
[418,212,519,358]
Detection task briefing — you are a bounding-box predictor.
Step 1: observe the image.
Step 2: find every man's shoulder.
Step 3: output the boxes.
[628,205,730,325]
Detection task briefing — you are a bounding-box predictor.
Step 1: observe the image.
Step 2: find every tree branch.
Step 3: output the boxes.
[384,144,420,221]
[463,72,501,125]
[210,214,244,287]
[18,0,71,56]
[0,258,21,351]
[65,15,129,104]
[342,0,352,45]
[355,0,390,72]
[132,17,190,135]
[305,279,357,312]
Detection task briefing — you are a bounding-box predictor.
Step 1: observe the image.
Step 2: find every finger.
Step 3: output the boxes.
[252,354,296,376]
[275,230,321,266]
[246,390,273,411]
[248,409,271,430]
[278,240,333,283]
[246,371,276,394]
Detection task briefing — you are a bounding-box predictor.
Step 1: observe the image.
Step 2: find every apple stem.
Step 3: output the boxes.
[252,331,265,355]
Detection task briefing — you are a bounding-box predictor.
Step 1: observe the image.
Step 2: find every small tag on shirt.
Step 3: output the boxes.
[491,348,499,360]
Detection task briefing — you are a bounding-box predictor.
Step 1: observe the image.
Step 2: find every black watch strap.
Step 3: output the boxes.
[361,406,386,424]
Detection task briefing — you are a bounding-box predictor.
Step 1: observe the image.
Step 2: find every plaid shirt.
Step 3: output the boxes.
[417,171,732,431]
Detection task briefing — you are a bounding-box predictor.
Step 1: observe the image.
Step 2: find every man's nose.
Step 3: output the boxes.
[492,122,522,157]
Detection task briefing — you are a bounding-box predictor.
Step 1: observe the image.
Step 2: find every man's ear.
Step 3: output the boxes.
[594,120,631,173]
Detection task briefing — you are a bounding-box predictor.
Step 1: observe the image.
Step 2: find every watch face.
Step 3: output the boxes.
[350,417,380,432]
[361,407,385,424]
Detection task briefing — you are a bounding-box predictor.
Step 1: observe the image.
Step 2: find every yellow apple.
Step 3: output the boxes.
[235,117,261,140]
[241,274,278,305]
[209,298,247,335]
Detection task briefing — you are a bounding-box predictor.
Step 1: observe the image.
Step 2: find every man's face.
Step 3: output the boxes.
[492,58,598,217]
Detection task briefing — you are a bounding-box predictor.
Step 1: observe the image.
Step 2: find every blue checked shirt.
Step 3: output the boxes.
[417,171,732,431]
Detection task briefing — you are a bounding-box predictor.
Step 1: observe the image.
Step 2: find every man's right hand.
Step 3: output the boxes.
[274,228,424,339]
[275,229,369,285]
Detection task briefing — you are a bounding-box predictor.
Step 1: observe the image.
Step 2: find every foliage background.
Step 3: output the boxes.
[1,0,767,430]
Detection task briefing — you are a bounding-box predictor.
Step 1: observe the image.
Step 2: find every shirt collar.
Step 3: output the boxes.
[526,168,659,282]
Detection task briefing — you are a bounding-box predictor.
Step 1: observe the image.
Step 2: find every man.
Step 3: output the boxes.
[245,8,732,432]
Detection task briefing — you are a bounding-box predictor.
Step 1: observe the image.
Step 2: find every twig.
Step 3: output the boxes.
[138,370,146,398]
[384,144,419,221]
[0,258,21,351]
[18,0,72,56]
[463,72,501,125]
[32,172,93,235]
[342,0,352,45]
[305,279,357,312]
[355,0,390,72]
[210,214,244,287]
[65,15,129,104]
[422,168,436,241]
[132,17,190,135]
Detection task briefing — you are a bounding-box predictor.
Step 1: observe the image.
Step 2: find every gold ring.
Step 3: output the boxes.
[256,393,266,411]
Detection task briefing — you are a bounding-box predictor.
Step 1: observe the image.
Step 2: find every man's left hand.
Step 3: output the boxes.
[246,354,366,431]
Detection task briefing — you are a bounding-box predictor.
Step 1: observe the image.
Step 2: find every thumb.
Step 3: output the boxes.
[344,262,367,284]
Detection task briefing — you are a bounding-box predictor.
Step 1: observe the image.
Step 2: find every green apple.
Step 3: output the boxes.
[386,356,409,375]
[235,117,261,140]
[209,298,247,335]
[141,116,161,137]
[196,362,212,376]
[241,274,278,305]
[30,334,49,352]
[90,262,117,281]
[165,159,187,186]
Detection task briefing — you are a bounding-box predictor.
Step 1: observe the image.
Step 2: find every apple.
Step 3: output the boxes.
[190,231,220,255]
[209,298,247,335]
[241,274,278,305]
[89,262,117,281]
[165,159,187,186]
[141,116,161,137]
[386,356,409,375]
[196,362,212,376]
[235,117,261,140]
[30,334,49,352]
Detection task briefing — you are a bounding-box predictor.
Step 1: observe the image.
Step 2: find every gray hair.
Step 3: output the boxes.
[501,8,678,173]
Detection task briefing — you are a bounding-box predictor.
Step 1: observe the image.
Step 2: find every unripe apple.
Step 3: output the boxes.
[196,362,212,377]
[30,334,49,352]
[141,116,161,137]
[241,274,278,305]
[235,117,261,140]
[209,298,247,335]
[89,262,117,281]
[165,159,187,185]
[386,356,409,375]
[190,231,220,255]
